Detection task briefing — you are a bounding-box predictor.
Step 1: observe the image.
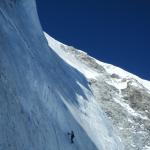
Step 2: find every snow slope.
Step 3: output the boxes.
[45,33,150,150]
[0,1,124,150]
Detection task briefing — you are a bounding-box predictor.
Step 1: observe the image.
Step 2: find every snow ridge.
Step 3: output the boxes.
[45,33,150,150]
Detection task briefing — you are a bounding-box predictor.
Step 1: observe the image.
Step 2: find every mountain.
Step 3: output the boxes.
[45,33,150,150]
[0,0,124,150]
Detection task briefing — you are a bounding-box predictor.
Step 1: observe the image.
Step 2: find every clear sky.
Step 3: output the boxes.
[36,0,150,80]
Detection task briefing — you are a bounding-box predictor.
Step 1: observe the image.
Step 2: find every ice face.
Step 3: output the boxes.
[0,1,124,150]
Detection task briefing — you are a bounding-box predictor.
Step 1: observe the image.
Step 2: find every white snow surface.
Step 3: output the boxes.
[45,32,150,92]
[44,32,99,80]
[0,1,124,150]
[95,60,150,91]
[143,146,150,150]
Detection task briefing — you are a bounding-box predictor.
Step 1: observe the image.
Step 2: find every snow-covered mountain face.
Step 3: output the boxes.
[0,1,124,150]
[45,33,150,150]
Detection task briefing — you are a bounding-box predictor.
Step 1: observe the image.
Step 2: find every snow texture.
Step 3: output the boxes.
[0,1,124,150]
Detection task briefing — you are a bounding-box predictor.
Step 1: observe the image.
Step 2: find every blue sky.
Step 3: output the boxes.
[36,0,150,80]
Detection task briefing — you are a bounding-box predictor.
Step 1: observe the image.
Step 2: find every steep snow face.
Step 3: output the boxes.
[0,1,124,150]
[45,33,150,150]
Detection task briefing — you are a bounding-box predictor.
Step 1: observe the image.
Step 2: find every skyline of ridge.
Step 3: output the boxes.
[36,0,150,80]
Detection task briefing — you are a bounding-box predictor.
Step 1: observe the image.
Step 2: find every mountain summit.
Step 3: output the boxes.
[0,1,124,150]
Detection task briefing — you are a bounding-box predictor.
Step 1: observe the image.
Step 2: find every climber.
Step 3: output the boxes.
[68,130,75,143]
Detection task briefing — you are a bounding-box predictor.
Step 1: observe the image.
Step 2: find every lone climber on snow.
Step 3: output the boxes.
[68,130,75,143]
